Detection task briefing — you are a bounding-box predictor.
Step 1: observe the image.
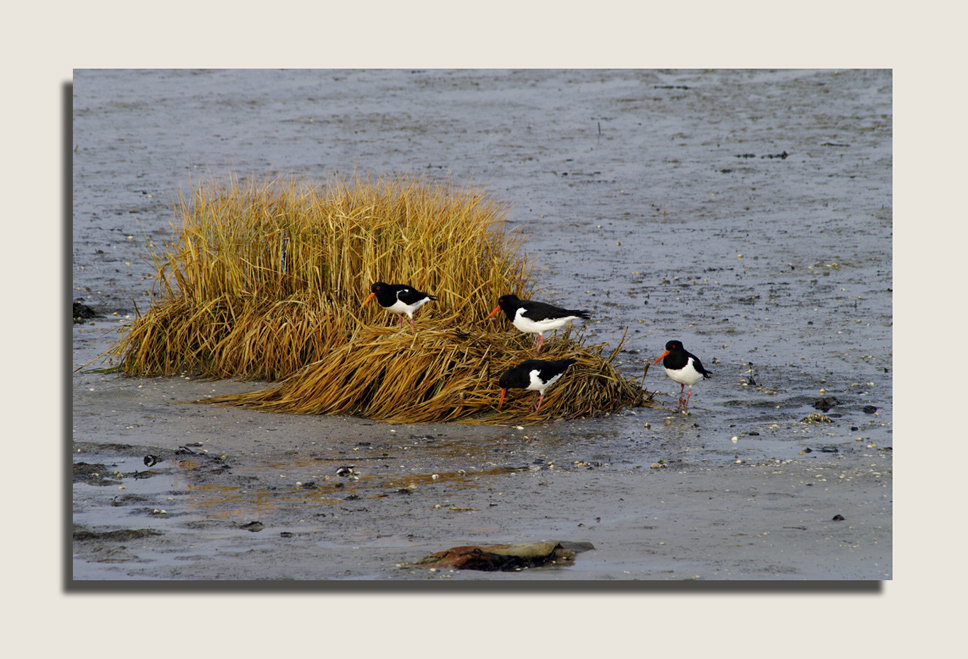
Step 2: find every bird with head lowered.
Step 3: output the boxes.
[498,358,577,413]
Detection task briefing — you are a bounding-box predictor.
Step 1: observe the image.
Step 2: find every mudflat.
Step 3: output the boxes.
[71,69,892,581]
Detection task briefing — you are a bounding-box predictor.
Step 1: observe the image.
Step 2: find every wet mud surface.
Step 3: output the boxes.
[72,69,892,581]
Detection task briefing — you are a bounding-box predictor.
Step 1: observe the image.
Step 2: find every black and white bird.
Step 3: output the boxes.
[653,340,711,412]
[362,282,436,330]
[486,294,590,352]
[498,358,577,413]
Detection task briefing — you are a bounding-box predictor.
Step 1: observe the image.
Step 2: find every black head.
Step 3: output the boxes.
[664,340,684,352]
[370,282,387,294]
[497,294,521,308]
[498,361,532,390]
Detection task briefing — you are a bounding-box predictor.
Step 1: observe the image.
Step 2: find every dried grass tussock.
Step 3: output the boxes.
[108,172,648,423]
[203,324,644,424]
[110,173,532,378]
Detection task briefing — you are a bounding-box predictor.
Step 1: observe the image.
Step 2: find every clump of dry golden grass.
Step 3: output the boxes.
[107,172,649,423]
[201,324,645,424]
[108,172,534,379]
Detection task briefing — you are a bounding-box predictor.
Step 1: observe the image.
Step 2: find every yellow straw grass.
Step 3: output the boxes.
[201,324,645,424]
[106,172,649,423]
[108,172,534,379]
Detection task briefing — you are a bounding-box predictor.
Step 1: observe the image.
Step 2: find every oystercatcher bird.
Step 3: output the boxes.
[486,294,590,352]
[498,358,577,413]
[362,282,436,330]
[653,340,711,412]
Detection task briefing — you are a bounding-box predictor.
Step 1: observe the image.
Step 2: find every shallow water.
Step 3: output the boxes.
[71,69,892,580]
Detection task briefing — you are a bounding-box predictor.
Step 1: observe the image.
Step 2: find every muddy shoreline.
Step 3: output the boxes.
[72,69,892,580]
[72,368,891,581]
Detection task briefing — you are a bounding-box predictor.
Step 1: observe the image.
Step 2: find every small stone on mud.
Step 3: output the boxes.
[800,413,832,424]
[73,300,98,323]
[832,514,845,521]
[813,397,838,412]
[862,405,878,414]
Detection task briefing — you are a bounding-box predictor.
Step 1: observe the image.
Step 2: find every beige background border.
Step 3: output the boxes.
[10,1,952,655]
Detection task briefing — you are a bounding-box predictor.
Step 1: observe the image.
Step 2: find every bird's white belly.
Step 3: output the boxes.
[513,311,574,335]
[665,359,704,386]
[528,369,562,393]
[387,297,429,316]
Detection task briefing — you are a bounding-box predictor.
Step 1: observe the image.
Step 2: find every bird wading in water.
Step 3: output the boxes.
[653,340,711,412]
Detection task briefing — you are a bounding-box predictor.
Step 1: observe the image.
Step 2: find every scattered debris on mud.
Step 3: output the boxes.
[409,541,595,572]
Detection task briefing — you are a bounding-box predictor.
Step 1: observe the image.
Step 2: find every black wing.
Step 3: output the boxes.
[395,286,436,305]
[689,353,712,378]
[521,300,590,321]
[524,358,577,379]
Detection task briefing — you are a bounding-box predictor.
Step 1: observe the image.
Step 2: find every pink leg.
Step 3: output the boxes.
[532,392,544,412]
[683,386,693,412]
[535,334,544,352]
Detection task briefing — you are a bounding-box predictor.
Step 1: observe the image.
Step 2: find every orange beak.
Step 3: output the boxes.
[653,350,670,366]
[486,306,501,319]
[362,292,375,308]
[499,388,507,407]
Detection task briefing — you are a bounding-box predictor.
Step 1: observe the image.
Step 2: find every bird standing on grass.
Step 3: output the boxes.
[498,358,577,413]
[486,294,590,352]
[653,340,711,412]
[363,282,436,330]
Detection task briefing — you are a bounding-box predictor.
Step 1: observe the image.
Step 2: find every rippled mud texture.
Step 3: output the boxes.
[72,69,891,581]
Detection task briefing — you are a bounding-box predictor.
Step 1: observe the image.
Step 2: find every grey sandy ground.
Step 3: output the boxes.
[72,376,890,581]
[72,69,892,580]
